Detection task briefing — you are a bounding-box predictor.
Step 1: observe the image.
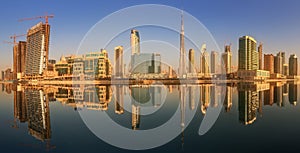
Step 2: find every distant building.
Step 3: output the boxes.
[201,50,210,75]
[211,51,219,74]
[4,68,13,80]
[238,36,258,70]
[131,29,140,55]
[47,59,56,71]
[84,49,112,79]
[54,56,70,76]
[188,49,195,73]
[274,54,283,74]
[25,22,50,76]
[1,71,4,80]
[264,54,274,74]
[258,43,263,70]
[237,69,270,80]
[48,59,56,65]
[114,46,124,78]
[283,64,289,76]
[72,56,84,76]
[13,41,27,79]
[289,54,298,77]
[131,53,161,76]
[222,45,232,74]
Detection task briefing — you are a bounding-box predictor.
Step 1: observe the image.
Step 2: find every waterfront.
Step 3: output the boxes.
[0,81,300,152]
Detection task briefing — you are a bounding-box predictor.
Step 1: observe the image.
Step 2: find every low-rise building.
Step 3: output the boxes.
[238,70,270,80]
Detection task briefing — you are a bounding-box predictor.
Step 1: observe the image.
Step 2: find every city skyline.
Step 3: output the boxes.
[1,0,300,72]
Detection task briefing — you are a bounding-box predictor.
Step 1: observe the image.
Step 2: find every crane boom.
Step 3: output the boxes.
[18,14,54,24]
[9,34,26,44]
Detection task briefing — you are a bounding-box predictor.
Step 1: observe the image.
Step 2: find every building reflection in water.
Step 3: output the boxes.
[224,86,233,112]
[264,83,274,106]
[200,85,210,115]
[25,88,51,141]
[6,81,299,149]
[188,86,195,110]
[289,82,298,106]
[274,83,284,107]
[129,85,164,130]
[114,85,124,114]
[238,83,269,125]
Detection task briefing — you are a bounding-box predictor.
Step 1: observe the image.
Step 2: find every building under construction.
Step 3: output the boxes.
[25,22,50,76]
[13,41,26,79]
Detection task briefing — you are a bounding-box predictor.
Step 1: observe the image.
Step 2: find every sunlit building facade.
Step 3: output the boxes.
[25,22,50,76]
[131,29,140,55]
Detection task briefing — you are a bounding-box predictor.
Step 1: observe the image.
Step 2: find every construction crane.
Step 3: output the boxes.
[9,34,26,44]
[18,14,54,25]
[3,41,16,45]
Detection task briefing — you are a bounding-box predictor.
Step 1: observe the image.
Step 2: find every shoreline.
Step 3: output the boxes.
[1,78,299,85]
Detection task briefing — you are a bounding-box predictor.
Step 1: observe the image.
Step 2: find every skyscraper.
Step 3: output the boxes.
[274,54,283,74]
[289,54,298,76]
[179,11,186,77]
[188,49,195,73]
[258,43,263,70]
[25,22,50,76]
[211,51,219,74]
[114,46,124,78]
[222,45,232,74]
[1,71,4,80]
[13,41,26,79]
[130,29,140,55]
[201,50,210,75]
[264,54,274,74]
[238,36,258,70]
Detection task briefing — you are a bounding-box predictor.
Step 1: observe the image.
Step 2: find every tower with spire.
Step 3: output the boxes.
[179,10,186,78]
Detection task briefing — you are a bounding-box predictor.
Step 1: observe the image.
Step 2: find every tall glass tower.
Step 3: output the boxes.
[179,11,186,78]
[130,29,140,55]
[238,36,258,70]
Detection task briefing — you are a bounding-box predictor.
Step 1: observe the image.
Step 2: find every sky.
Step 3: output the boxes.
[1,0,300,71]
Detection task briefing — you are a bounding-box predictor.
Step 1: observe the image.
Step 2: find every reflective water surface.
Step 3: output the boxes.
[0,82,300,152]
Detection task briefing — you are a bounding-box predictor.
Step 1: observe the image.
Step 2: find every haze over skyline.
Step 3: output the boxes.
[1,0,300,71]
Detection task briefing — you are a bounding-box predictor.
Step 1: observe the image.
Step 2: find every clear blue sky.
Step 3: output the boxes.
[1,0,300,71]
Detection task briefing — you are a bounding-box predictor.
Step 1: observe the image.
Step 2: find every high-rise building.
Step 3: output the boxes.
[283,64,289,76]
[4,68,13,80]
[201,50,210,75]
[289,54,298,76]
[130,29,140,55]
[25,22,50,76]
[258,43,263,70]
[222,45,232,74]
[274,55,283,74]
[211,51,219,74]
[279,51,286,65]
[188,49,195,73]
[114,46,124,78]
[238,36,258,70]
[13,41,27,79]
[179,11,186,78]
[264,54,274,74]
[1,71,4,80]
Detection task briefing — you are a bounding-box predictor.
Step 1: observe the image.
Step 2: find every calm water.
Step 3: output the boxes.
[0,82,300,153]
